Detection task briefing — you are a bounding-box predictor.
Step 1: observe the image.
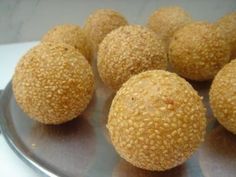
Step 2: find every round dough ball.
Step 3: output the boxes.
[97,25,167,91]
[169,22,231,81]
[83,9,128,52]
[210,59,236,134]
[12,42,95,125]
[216,12,236,59]
[42,24,92,62]
[147,6,192,45]
[107,70,206,171]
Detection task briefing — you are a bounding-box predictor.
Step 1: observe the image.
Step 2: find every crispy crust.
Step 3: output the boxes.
[42,24,92,62]
[107,70,206,171]
[97,25,167,91]
[83,9,128,52]
[210,59,236,134]
[12,42,94,124]
[169,22,230,81]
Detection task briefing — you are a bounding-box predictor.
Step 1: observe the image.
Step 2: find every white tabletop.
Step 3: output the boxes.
[0,42,40,177]
[0,1,236,175]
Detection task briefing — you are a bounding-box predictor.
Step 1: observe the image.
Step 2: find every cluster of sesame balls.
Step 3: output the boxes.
[12,6,236,172]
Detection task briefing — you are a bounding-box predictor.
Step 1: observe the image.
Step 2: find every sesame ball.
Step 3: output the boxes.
[216,12,236,59]
[42,24,92,62]
[107,70,206,171]
[12,42,94,125]
[147,6,192,45]
[83,9,128,52]
[97,25,167,91]
[210,59,236,134]
[169,22,231,81]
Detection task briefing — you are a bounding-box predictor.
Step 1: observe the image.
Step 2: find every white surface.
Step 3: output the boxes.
[0,42,40,177]
[1,0,236,44]
[0,1,236,176]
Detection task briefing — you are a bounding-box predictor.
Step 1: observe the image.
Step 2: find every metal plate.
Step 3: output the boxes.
[0,59,236,177]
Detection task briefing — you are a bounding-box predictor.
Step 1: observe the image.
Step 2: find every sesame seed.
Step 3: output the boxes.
[83,9,128,52]
[97,25,168,90]
[42,24,92,62]
[107,70,206,171]
[216,12,236,59]
[210,59,236,134]
[12,42,95,125]
[147,6,192,46]
[169,22,231,81]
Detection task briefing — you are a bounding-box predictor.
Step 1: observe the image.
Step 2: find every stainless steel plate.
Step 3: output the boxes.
[0,60,236,177]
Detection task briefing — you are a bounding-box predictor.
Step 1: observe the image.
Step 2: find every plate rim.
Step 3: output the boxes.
[0,82,59,177]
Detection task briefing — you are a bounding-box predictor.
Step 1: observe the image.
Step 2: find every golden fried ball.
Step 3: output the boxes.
[83,9,128,52]
[169,22,231,81]
[97,25,167,91]
[42,24,92,62]
[216,12,236,59]
[147,6,192,45]
[12,42,94,125]
[210,59,236,134]
[107,70,206,171]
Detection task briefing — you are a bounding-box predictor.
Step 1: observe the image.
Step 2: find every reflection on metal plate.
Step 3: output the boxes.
[0,57,236,177]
